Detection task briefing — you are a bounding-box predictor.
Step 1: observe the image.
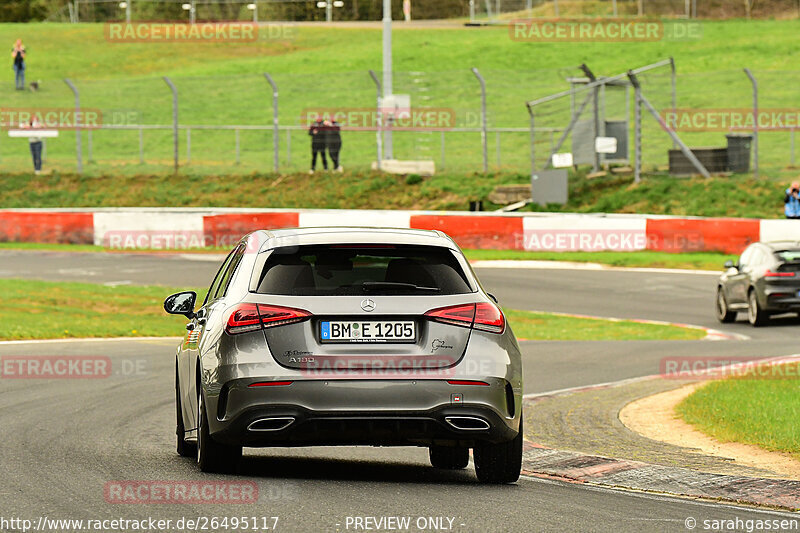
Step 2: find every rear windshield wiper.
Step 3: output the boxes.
[359,281,441,293]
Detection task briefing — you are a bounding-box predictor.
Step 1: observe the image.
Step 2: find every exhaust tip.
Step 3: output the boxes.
[247,417,295,432]
[444,415,490,431]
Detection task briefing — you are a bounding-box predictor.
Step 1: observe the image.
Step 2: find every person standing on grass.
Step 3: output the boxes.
[785,181,800,219]
[11,39,25,90]
[325,119,343,172]
[26,118,43,175]
[309,117,328,173]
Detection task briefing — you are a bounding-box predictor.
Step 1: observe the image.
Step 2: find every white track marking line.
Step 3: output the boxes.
[520,475,800,517]
[471,259,721,276]
[0,336,182,345]
[523,353,800,400]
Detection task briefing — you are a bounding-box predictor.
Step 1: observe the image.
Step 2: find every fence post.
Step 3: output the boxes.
[88,130,93,163]
[286,129,292,167]
[526,103,536,173]
[440,131,446,170]
[368,70,383,170]
[496,131,501,168]
[628,70,710,178]
[63,78,82,174]
[471,67,489,174]
[186,128,191,163]
[743,68,759,179]
[263,73,279,172]
[163,76,178,173]
[139,127,144,164]
[669,57,677,148]
[235,128,240,165]
[634,88,642,183]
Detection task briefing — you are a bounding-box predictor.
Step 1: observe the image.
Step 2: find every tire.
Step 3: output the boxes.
[473,418,523,484]
[175,374,196,458]
[429,446,469,470]
[715,287,737,323]
[197,390,242,474]
[747,289,768,327]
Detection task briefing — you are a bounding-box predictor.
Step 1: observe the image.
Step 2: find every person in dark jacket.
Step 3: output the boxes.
[11,39,25,90]
[785,181,800,219]
[309,118,328,173]
[325,119,342,172]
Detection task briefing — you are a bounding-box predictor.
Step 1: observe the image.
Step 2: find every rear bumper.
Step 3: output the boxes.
[764,288,800,312]
[206,378,520,447]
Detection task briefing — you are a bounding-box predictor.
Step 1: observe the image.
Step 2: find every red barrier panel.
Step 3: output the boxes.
[203,212,299,247]
[410,215,524,250]
[646,218,759,254]
[0,212,94,244]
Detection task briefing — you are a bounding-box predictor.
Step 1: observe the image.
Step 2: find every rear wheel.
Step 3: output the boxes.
[747,289,768,327]
[474,418,523,484]
[429,446,469,469]
[197,391,242,474]
[715,287,737,323]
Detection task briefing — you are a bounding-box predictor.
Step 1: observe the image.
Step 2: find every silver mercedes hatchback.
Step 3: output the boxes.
[164,228,524,483]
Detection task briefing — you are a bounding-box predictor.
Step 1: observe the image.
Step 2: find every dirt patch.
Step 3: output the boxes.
[620,383,800,480]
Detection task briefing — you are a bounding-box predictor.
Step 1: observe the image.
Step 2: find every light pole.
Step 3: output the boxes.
[382,0,393,160]
[119,1,131,22]
[247,3,257,22]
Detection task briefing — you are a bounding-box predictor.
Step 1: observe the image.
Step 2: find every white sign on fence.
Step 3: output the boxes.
[595,136,618,154]
[8,130,59,138]
[551,152,574,168]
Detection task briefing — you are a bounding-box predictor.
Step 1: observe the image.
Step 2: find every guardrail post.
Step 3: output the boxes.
[139,127,144,164]
[743,68,759,179]
[471,67,489,174]
[235,128,240,165]
[163,76,178,173]
[63,78,82,174]
[263,73,279,172]
[526,104,536,173]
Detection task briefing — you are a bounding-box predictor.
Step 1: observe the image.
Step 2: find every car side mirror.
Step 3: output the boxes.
[164,291,197,319]
[724,260,735,270]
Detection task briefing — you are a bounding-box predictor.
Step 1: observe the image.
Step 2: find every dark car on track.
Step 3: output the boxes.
[164,228,524,483]
[716,241,800,327]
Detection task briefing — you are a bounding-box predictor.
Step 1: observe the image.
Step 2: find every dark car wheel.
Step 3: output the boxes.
[197,391,242,474]
[429,446,469,469]
[747,289,768,327]
[473,417,523,484]
[715,287,737,323]
[175,374,196,458]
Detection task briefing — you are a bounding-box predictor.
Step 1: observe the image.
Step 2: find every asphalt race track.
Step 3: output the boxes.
[0,250,797,532]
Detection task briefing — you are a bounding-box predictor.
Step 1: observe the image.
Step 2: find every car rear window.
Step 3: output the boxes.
[775,250,800,264]
[256,244,473,296]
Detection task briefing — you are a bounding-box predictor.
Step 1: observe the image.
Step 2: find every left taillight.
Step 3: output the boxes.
[424,302,505,334]
[225,303,311,335]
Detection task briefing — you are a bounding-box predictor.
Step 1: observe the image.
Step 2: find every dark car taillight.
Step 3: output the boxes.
[226,303,311,335]
[424,302,505,334]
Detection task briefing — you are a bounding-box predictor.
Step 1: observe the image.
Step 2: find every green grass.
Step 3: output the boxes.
[677,364,800,459]
[0,20,798,178]
[0,168,792,219]
[0,242,734,271]
[0,278,199,339]
[0,278,702,340]
[504,309,705,340]
[466,249,736,271]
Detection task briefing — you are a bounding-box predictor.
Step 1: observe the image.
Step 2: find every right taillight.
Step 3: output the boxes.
[424,302,505,334]
[765,269,795,278]
[226,303,311,335]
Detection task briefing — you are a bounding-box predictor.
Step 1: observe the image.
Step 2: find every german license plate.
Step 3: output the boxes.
[320,321,416,343]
